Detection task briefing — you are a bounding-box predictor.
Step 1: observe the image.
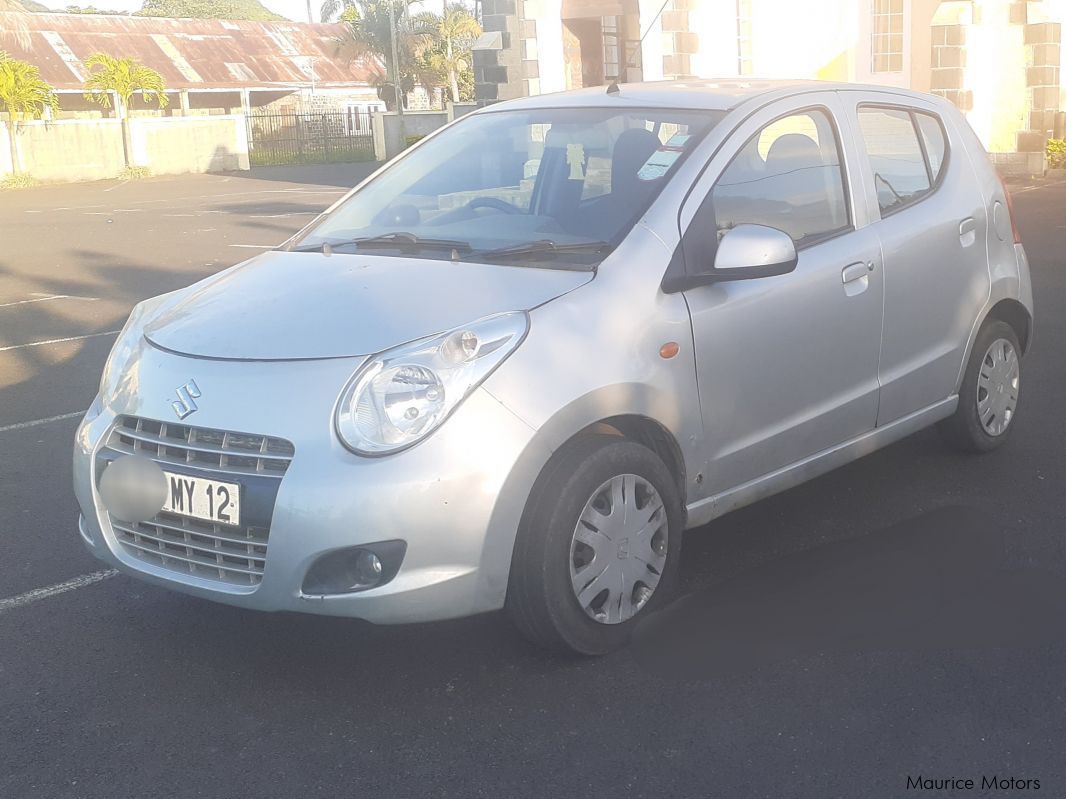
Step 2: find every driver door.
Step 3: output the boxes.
[677,96,885,495]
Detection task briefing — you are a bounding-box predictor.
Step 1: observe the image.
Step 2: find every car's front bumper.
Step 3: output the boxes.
[74,338,549,623]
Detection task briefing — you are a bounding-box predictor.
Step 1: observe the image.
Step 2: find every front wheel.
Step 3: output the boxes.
[939,319,1022,452]
[506,435,683,655]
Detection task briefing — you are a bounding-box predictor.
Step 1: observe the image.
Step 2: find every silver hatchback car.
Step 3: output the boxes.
[75,80,1033,654]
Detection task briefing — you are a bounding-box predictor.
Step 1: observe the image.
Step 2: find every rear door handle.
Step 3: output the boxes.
[841,262,870,283]
[959,217,977,247]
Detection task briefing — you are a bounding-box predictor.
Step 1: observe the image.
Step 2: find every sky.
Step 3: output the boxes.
[38,0,451,23]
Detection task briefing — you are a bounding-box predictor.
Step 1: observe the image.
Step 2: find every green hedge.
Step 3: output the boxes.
[1048,138,1066,169]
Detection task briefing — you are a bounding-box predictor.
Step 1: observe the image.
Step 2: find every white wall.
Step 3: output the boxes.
[639,0,665,81]
[684,0,913,85]
[532,0,567,94]
[688,1,742,78]
[2,115,249,181]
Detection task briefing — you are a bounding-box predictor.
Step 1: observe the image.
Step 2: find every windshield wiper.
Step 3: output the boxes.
[469,239,614,264]
[289,232,473,254]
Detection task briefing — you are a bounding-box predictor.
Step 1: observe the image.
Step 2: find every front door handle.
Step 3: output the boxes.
[841,262,870,283]
[841,261,872,297]
[959,217,977,247]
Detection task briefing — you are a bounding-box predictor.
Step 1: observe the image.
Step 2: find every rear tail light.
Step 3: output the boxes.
[999,176,1023,244]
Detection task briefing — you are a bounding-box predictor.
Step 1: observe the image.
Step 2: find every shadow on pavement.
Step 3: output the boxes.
[237,162,381,188]
[633,505,1066,680]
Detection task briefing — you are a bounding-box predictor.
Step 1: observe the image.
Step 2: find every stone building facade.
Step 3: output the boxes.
[472,0,1065,168]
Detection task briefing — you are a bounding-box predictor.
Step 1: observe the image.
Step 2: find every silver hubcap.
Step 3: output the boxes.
[976,337,1019,436]
[569,474,668,625]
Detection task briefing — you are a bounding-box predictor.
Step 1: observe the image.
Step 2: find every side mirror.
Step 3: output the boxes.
[711,224,798,280]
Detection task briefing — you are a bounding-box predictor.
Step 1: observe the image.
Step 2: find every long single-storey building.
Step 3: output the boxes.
[0,11,387,117]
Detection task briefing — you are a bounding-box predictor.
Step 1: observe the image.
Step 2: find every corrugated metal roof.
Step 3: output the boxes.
[0,12,377,90]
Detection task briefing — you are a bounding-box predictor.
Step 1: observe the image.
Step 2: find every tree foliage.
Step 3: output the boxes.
[333,1,437,111]
[0,51,60,122]
[82,52,169,114]
[415,3,480,103]
[137,0,286,22]
[333,1,479,108]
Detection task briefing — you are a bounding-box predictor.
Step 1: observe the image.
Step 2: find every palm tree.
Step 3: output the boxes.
[0,51,60,174]
[82,53,168,116]
[333,1,436,111]
[416,4,480,104]
[320,0,353,22]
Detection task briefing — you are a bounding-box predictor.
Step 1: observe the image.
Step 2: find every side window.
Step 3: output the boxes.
[915,112,947,183]
[857,107,937,215]
[711,109,850,246]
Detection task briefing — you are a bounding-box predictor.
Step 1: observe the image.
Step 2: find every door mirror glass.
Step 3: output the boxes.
[711,224,798,279]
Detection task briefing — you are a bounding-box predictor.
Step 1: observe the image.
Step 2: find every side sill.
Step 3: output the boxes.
[684,396,958,529]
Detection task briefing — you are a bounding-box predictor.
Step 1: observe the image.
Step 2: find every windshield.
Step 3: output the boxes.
[289,107,723,268]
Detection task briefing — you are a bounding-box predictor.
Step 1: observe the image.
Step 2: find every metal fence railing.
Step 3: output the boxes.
[247,110,376,166]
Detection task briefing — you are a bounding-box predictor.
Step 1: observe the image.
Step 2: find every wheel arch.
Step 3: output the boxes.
[985,298,1032,354]
[476,391,695,612]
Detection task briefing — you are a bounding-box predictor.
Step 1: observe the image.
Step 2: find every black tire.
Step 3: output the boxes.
[938,319,1022,453]
[505,434,684,655]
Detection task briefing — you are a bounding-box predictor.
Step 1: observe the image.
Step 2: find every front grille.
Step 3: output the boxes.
[101,415,295,587]
[106,415,295,477]
[112,512,270,586]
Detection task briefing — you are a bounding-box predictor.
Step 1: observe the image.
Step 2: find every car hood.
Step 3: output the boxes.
[143,251,593,360]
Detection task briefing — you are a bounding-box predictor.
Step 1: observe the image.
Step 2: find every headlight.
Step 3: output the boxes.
[335,312,528,455]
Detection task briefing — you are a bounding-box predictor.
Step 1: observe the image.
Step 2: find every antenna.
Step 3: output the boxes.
[606,0,672,95]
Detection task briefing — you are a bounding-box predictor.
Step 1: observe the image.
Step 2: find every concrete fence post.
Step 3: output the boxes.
[371,111,387,161]
[1,121,16,176]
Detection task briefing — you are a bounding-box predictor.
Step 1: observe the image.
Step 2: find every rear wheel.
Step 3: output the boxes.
[506,434,683,655]
[939,320,1022,452]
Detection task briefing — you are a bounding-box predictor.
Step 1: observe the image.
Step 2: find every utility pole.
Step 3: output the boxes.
[388,0,406,145]
[306,0,312,23]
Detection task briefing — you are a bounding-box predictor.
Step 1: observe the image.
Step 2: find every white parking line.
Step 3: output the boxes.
[0,330,120,352]
[0,411,84,434]
[0,294,99,308]
[0,570,118,614]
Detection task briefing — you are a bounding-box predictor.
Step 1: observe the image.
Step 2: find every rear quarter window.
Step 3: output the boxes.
[857,107,933,215]
[915,113,947,183]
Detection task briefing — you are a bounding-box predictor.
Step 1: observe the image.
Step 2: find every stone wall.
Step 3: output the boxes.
[660,0,698,80]
[474,0,528,104]
[930,23,972,111]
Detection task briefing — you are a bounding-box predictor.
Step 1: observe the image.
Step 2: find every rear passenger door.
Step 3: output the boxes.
[843,93,991,425]
[676,96,885,494]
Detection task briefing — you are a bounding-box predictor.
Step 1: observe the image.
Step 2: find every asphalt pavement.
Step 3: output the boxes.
[0,166,1063,798]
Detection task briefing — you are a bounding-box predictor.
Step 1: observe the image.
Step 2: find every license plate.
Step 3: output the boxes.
[162,471,241,526]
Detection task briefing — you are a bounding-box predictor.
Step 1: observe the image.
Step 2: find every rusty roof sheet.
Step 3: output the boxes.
[0,12,378,90]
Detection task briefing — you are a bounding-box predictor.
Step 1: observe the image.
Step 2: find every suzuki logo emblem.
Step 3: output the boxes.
[171,379,201,420]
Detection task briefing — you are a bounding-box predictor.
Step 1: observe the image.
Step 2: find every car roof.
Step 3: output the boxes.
[480,78,939,113]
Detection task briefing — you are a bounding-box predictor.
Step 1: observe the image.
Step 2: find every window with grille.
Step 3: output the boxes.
[871,0,904,73]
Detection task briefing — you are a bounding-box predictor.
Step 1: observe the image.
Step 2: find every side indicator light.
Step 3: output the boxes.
[659,342,680,359]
